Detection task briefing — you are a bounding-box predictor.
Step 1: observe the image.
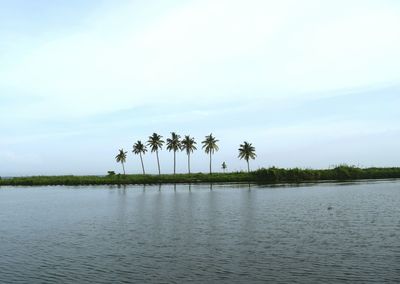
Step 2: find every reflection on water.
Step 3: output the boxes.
[0,181,399,283]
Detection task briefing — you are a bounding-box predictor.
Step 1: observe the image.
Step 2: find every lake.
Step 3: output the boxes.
[0,181,399,283]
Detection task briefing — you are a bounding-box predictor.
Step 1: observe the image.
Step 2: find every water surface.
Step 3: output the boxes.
[0,181,399,283]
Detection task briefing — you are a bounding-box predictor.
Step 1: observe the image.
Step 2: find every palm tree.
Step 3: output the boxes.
[181,135,197,174]
[132,140,147,175]
[202,133,219,174]
[166,132,181,174]
[238,141,256,173]
[115,149,127,175]
[221,161,227,173]
[147,133,164,175]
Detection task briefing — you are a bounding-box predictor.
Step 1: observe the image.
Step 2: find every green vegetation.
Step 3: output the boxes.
[3,130,398,187]
[132,140,147,175]
[252,165,400,182]
[147,133,164,175]
[1,166,400,186]
[115,149,127,175]
[115,132,249,176]
[202,133,219,174]
[0,172,251,186]
[238,141,256,173]
[181,135,197,174]
[221,162,227,173]
[166,132,181,175]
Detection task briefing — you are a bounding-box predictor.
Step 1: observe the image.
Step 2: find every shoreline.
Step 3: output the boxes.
[1,166,400,186]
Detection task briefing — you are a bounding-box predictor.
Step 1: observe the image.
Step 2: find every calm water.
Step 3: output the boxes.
[0,181,399,283]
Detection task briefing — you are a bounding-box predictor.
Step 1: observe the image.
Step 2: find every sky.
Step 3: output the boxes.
[0,0,399,176]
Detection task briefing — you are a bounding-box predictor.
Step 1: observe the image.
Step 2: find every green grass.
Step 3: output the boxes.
[1,165,400,186]
[0,172,252,186]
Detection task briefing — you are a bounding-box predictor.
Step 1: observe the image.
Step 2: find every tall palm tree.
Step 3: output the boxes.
[166,132,181,174]
[132,140,147,175]
[202,133,219,174]
[238,141,256,173]
[115,149,127,175]
[181,135,197,174]
[147,133,164,175]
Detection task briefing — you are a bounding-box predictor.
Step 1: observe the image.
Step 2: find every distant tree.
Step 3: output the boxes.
[202,133,219,174]
[166,132,181,174]
[238,141,256,173]
[132,141,147,175]
[181,135,197,174]
[147,133,164,175]
[221,162,227,173]
[115,149,127,175]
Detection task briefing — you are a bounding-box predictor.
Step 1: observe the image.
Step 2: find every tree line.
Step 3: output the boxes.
[115,132,256,175]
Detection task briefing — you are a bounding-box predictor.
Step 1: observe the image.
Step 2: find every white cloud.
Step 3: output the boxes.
[2,0,399,121]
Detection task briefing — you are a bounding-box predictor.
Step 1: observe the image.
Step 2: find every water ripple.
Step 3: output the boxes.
[0,182,399,283]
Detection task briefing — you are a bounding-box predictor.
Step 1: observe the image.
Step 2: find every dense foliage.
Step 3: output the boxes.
[252,165,400,182]
[1,166,399,186]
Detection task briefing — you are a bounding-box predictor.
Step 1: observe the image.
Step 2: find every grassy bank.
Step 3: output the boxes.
[1,166,400,186]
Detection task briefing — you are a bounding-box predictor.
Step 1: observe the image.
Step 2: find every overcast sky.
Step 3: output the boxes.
[1,0,399,176]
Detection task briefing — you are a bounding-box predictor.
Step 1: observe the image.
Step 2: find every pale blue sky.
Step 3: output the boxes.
[1,0,399,176]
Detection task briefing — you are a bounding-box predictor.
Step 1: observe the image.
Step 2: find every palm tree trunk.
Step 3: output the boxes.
[247,160,250,173]
[156,150,161,175]
[209,152,212,175]
[140,153,145,175]
[188,153,191,174]
[122,162,126,175]
[173,150,176,174]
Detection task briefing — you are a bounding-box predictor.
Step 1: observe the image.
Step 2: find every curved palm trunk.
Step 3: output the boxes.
[156,150,161,175]
[173,150,176,175]
[247,159,250,173]
[209,152,212,175]
[187,153,191,174]
[139,153,145,175]
[122,162,126,175]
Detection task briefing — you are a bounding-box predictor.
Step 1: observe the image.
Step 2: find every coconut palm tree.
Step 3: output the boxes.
[115,149,127,175]
[202,133,219,174]
[166,132,181,174]
[147,133,164,175]
[238,141,256,173]
[221,161,227,173]
[132,140,147,175]
[181,135,197,174]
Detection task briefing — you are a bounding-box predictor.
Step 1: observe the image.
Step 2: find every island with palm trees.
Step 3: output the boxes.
[1,132,400,186]
[118,133,253,176]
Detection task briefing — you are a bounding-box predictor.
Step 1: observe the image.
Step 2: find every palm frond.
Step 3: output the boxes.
[181,135,197,154]
[147,133,164,152]
[166,132,182,152]
[238,141,256,161]
[115,149,127,163]
[132,140,147,155]
[201,133,219,154]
